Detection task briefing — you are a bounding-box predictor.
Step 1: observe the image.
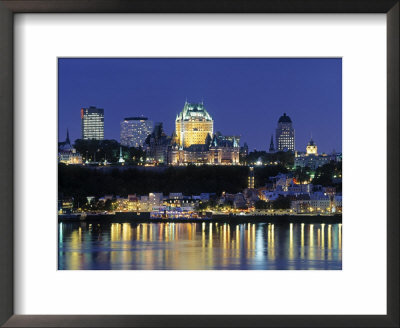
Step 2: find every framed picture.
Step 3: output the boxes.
[0,0,398,327]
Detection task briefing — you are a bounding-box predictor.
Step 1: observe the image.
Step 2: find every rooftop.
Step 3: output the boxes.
[177,101,213,121]
[278,113,292,124]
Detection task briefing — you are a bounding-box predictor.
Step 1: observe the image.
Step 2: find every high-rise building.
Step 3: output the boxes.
[175,101,213,148]
[275,113,295,151]
[81,106,104,140]
[120,117,153,148]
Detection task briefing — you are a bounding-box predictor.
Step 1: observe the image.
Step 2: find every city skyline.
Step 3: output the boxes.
[58,58,342,152]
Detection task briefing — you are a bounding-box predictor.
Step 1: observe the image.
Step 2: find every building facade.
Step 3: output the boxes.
[295,138,331,170]
[144,123,172,164]
[58,130,82,165]
[120,117,153,148]
[175,101,213,148]
[81,106,104,140]
[275,113,295,151]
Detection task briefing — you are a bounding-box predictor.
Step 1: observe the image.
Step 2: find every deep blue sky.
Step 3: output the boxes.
[58,58,342,153]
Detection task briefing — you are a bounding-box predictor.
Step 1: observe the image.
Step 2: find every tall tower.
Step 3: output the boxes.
[248,166,255,189]
[81,106,104,140]
[269,135,275,152]
[120,117,153,147]
[175,101,213,148]
[275,113,295,151]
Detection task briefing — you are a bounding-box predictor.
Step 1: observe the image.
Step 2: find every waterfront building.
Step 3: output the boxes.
[243,188,260,206]
[149,192,164,210]
[233,193,247,209]
[175,101,213,148]
[333,195,342,213]
[58,129,83,165]
[139,195,150,212]
[310,192,331,213]
[127,194,140,212]
[275,113,295,151]
[248,166,255,189]
[120,117,153,148]
[290,194,311,214]
[294,138,331,170]
[81,106,104,140]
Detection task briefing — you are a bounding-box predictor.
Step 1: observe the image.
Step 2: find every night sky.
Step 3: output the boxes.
[58,58,342,153]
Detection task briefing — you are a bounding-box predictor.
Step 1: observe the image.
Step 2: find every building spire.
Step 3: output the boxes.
[66,128,71,145]
[269,134,275,152]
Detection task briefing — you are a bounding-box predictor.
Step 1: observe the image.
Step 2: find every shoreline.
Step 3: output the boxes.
[59,212,342,224]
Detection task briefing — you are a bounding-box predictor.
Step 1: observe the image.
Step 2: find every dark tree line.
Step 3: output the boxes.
[58,164,291,200]
[245,150,295,167]
[74,139,145,164]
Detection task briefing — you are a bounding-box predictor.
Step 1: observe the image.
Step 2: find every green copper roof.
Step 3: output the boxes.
[176,101,213,121]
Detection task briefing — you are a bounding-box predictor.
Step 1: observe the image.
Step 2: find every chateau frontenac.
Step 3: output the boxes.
[144,101,240,165]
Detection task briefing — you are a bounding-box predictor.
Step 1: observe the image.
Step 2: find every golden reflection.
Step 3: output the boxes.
[236,225,240,250]
[301,223,304,247]
[202,223,205,248]
[121,223,132,266]
[61,222,342,270]
[309,224,315,261]
[328,225,332,249]
[321,224,325,249]
[252,224,256,250]
[223,224,227,249]
[209,223,213,248]
[289,223,294,260]
[267,224,275,260]
[328,225,332,260]
[68,230,81,269]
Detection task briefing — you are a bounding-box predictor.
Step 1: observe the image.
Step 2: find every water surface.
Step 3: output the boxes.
[58,221,342,270]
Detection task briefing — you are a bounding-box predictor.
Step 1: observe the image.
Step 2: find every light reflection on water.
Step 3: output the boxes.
[58,222,342,270]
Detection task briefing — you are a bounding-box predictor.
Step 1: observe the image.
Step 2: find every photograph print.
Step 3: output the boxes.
[58,58,342,270]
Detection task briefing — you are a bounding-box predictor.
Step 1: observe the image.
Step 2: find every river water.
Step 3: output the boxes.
[58,221,342,270]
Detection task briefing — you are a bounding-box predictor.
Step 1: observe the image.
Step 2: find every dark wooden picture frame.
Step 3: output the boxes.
[0,1,398,327]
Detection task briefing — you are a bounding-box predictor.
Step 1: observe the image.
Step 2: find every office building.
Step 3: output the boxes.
[275,113,295,151]
[81,106,104,140]
[120,117,153,148]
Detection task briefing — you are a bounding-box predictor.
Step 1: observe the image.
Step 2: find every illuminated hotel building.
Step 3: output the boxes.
[175,101,213,148]
[276,113,295,151]
[81,106,104,140]
[120,117,153,148]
